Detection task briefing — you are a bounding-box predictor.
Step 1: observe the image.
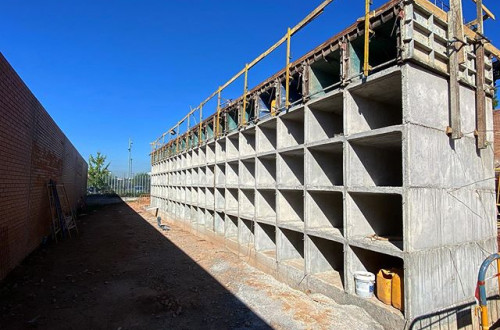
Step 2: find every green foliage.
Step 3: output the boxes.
[133,172,149,181]
[87,152,111,192]
[494,85,498,109]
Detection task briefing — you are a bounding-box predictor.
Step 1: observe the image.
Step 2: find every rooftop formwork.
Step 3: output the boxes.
[151,0,500,328]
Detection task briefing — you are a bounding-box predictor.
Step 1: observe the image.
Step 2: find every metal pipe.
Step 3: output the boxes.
[286,27,291,109]
[242,64,249,126]
[476,253,500,330]
[216,87,221,137]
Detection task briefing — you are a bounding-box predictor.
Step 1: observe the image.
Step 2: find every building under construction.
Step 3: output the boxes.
[150,0,500,328]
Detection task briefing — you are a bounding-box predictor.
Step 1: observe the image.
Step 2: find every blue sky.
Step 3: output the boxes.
[1,0,499,175]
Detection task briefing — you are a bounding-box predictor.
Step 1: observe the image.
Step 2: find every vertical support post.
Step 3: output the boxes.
[448,0,464,140]
[216,87,221,137]
[363,0,371,77]
[198,105,203,146]
[476,0,484,34]
[476,0,487,149]
[176,125,179,153]
[242,64,249,127]
[285,27,291,109]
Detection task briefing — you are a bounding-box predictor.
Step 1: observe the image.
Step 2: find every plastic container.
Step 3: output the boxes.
[391,268,404,311]
[354,271,375,298]
[376,269,394,305]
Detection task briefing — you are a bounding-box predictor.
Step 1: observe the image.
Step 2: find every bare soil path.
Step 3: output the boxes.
[0,199,382,329]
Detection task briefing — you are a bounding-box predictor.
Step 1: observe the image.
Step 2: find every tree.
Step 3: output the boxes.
[494,85,498,109]
[87,152,111,192]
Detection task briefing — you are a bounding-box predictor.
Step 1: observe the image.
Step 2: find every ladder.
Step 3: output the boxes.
[47,180,79,242]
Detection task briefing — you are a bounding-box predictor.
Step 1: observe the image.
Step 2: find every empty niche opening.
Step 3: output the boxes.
[205,209,215,231]
[309,49,341,98]
[278,107,305,149]
[197,187,206,207]
[215,188,225,210]
[307,191,343,236]
[189,206,197,222]
[216,164,225,185]
[240,159,255,187]
[308,142,343,187]
[278,190,304,228]
[349,192,403,251]
[206,165,215,185]
[348,71,402,134]
[307,235,344,289]
[257,119,277,153]
[191,168,198,185]
[226,161,239,185]
[206,187,214,208]
[278,228,305,270]
[239,218,255,246]
[307,92,344,143]
[256,88,276,119]
[347,18,398,77]
[215,211,225,235]
[239,189,255,219]
[256,189,276,222]
[225,214,238,241]
[198,146,206,165]
[191,188,197,205]
[226,107,239,133]
[206,120,215,141]
[257,155,276,187]
[350,246,403,307]
[186,187,191,204]
[240,127,256,156]
[227,134,239,160]
[197,207,205,226]
[225,188,238,215]
[184,204,191,221]
[190,148,197,164]
[255,222,276,259]
[206,143,215,163]
[349,131,402,187]
[216,139,226,161]
[198,167,207,186]
[243,98,256,124]
[279,150,304,187]
[281,72,303,106]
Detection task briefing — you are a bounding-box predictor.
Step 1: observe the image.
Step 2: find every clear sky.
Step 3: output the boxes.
[1,0,499,175]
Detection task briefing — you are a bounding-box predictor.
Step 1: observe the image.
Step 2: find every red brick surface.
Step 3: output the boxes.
[494,110,500,168]
[0,53,87,280]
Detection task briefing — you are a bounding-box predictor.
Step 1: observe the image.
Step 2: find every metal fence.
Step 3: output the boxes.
[87,173,151,197]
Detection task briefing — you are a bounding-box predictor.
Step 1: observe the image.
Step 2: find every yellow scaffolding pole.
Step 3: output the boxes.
[285,27,291,109]
[198,104,203,146]
[242,64,249,126]
[216,87,221,137]
[363,0,371,77]
[152,0,334,148]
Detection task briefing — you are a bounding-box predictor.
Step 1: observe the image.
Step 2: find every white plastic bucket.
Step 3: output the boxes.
[354,271,375,298]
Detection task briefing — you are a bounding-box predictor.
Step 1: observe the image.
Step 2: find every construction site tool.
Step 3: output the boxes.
[47,180,79,241]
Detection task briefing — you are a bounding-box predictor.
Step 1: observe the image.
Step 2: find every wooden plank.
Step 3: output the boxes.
[476,43,487,148]
[448,0,463,139]
[471,0,495,20]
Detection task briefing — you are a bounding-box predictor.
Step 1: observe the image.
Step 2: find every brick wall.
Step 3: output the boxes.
[494,110,500,168]
[0,53,87,280]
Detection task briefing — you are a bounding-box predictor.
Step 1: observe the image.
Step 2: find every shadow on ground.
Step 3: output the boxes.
[0,199,270,329]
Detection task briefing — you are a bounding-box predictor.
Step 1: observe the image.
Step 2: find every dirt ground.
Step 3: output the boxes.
[0,199,382,329]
